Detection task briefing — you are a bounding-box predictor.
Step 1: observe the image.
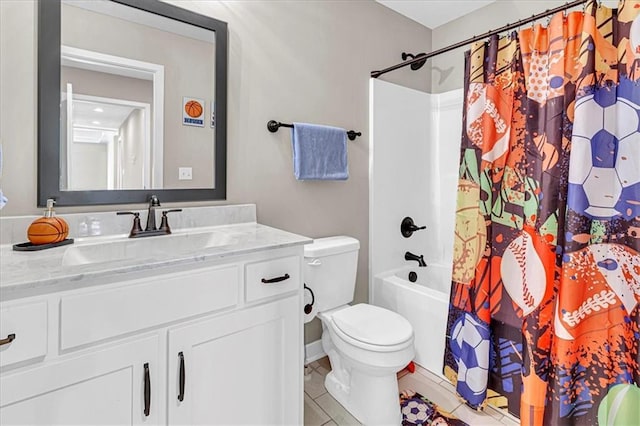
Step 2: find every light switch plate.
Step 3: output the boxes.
[178,167,192,180]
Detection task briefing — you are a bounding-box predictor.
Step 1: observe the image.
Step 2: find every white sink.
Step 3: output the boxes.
[62,230,237,266]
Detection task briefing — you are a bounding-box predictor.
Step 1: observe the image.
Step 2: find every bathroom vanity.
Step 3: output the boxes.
[0,206,309,425]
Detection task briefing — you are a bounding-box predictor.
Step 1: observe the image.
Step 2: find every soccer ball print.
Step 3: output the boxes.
[567,82,640,220]
[449,313,491,407]
[401,398,433,425]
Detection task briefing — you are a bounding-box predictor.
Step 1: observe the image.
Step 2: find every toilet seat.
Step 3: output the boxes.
[327,304,414,352]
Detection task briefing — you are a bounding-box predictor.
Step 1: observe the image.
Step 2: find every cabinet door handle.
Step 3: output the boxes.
[143,363,151,417]
[261,273,290,284]
[0,333,15,346]
[178,352,185,402]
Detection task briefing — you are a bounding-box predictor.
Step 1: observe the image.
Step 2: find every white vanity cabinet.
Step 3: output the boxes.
[167,296,299,425]
[0,335,160,425]
[0,246,304,425]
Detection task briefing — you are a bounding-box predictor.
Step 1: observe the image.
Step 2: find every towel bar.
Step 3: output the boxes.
[267,120,361,141]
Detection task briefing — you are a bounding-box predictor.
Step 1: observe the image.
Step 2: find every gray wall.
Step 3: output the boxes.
[0,0,431,344]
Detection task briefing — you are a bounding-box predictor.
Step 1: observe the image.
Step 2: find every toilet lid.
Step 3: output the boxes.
[331,304,413,346]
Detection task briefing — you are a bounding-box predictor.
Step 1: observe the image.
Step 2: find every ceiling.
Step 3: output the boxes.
[376,0,497,29]
[72,99,136,143]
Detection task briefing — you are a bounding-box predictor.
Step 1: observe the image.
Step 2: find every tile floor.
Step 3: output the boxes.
[303,357,520,426]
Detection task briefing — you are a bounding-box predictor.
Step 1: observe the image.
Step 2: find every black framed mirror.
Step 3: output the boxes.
[38,0,227,206]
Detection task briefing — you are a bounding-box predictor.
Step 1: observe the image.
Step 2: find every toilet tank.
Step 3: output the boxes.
[304,236,360,323]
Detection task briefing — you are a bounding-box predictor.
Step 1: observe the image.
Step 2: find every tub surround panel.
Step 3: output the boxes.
[369,79,432,288]
[430,90,464,265]
[370,81,463,301]
[370,82,463,379]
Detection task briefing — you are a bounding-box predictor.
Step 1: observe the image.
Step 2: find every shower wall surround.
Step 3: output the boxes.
[369,79,463,287]
[369,79,463,374]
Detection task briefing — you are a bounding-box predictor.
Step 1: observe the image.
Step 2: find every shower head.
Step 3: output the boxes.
[401,52,428,71]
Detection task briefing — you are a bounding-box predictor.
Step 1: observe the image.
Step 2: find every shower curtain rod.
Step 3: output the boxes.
[371,0,588,78]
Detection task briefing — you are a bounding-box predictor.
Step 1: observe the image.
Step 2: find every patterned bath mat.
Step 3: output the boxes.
[400,390,468,426]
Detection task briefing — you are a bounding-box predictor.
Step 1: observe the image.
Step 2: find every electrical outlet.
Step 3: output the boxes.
[178,167,192,180]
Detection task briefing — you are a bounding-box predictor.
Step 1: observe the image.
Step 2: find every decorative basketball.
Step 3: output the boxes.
[27,216,69,245]
[184,100,203,118]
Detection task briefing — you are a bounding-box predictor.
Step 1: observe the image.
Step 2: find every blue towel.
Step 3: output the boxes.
[291,122,348,180]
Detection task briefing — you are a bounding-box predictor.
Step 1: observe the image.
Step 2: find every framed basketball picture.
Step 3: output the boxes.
[182,97,205,127]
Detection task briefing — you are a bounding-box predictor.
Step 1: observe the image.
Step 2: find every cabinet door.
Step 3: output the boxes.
[0,335,159,425]
[168,296,302,425]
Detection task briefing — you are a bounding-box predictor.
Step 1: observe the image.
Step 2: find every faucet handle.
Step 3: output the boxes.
[117,211,143,237]
[401,217,426,238]
[159,209,182,233]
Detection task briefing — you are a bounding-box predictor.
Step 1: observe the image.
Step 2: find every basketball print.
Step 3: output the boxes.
[27,216,69,245]
[184,100,203,118]
[183,97,205,127]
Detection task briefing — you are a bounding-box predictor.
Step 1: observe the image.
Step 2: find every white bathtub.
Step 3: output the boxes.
[373,264,452,378]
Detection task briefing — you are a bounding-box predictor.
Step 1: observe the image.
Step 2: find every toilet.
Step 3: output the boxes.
[304,236,415,425]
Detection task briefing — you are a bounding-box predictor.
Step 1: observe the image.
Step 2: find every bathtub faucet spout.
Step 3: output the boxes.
[404,251,427,267]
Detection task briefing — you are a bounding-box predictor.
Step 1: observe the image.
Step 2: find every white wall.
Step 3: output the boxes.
[369,80,462,298]
[369,79,431,289]
[429,89,463,265]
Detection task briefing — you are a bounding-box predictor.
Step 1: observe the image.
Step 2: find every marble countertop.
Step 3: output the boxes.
[0,222,311,300]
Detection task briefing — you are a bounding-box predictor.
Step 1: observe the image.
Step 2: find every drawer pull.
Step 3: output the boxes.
[0,333,16,346]
[178,352,185,402]
[144,363,151,417]
[261,274,290,284]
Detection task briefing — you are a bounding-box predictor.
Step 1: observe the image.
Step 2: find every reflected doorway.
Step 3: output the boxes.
[61,86,152,190]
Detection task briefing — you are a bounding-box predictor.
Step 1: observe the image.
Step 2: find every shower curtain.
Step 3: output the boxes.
[444,1,640,424]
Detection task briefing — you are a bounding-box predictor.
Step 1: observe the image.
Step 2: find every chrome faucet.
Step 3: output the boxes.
[145,195,161,231]
[405,251,427,267]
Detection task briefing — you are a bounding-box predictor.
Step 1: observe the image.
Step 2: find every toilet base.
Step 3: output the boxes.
[324,368,403,425]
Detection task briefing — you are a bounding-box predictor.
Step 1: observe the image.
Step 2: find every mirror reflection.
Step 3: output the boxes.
[60,0,216,191]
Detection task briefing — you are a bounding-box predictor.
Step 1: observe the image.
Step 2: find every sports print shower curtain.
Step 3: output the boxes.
[444,1,640,424]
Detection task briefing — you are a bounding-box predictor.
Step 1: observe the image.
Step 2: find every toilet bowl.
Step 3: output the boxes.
[319,304,414,425]
[304,237,415,425]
